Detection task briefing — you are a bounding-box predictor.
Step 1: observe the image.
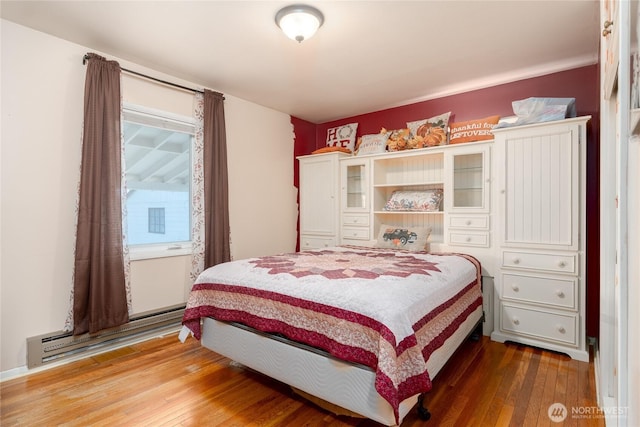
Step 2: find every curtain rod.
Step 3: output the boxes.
[82,54,204,95]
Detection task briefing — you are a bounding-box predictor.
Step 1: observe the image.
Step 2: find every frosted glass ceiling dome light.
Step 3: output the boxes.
[275,4,324,43]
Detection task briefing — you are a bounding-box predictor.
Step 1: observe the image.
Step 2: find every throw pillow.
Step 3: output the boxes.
[356,132,390,156]
[375,224,431,251]
[406,112,451,147]
[383,190,443,212]
[311,146,352,155]
[449,115,500,144]
[326,123,358,152]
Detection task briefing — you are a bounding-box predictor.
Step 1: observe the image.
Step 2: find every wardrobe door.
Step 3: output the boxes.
[501,121,580,251]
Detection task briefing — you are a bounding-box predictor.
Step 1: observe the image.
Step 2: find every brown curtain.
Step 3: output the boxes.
[73,53,129,335]
[203,89,231,267]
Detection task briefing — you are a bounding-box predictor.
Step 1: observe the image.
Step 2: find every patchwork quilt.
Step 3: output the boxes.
[182,246,482,423]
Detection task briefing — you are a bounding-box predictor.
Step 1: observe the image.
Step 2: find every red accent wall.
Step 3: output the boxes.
[292,64,600,337]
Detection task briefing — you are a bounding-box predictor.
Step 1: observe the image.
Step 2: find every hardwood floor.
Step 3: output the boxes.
[1,332,604,426]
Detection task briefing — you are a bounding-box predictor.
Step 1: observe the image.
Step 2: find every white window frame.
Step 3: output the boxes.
[123,103,196,261]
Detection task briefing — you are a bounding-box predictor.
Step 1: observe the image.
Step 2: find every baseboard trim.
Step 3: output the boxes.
[1,325,181,383]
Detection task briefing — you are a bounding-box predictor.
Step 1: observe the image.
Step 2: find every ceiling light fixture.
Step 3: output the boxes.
[275,4,324,43]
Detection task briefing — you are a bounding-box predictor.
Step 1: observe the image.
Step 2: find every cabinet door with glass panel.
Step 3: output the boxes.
[340,157,371,244]
[445,142,491,249]
[341,157,370,212]
[445,143,491,213]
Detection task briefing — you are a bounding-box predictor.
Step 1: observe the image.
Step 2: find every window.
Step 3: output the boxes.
[148,208,165,234]
[123,104,194,255]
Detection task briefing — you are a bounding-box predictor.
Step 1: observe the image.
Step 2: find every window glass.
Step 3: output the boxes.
[123,105,194,246]
[148,207,166,234]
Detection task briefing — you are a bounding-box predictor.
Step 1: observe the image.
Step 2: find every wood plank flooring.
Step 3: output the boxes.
[1,332,604,426]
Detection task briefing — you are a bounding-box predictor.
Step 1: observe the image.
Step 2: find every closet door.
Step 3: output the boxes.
[501,121,579,251]
[599,0,635,423]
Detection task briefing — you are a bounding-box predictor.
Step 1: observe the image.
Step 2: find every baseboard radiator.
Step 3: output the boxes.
[26,304,185,369]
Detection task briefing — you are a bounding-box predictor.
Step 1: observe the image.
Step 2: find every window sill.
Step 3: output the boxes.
[129,243,192,261]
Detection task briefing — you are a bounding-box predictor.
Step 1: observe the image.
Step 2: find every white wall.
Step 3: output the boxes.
[225,96,299,260]
[0,20,298,374]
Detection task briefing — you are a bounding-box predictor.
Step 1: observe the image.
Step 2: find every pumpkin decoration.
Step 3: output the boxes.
[416,123,447,147]
[384,127,411,151]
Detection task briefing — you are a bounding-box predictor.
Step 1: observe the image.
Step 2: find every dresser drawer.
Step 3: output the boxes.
[342,214,369,227]
[502,273,577,310]
[300,235,336,250]
[449,215,489,230]
[341,227,370,240]
[500,303,577,346]
[449,231,489,248]
[502,250,577,274]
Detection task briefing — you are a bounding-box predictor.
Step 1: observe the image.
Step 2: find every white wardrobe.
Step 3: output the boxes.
[490,117,590,362]
[298,152,349,250]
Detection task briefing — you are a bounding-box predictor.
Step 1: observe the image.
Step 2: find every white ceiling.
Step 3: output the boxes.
[1,1,601,124]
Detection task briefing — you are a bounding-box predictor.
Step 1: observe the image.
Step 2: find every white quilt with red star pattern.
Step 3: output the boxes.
[183,245,482,423]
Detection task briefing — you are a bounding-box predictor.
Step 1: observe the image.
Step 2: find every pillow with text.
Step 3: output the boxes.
[326,123,359,152]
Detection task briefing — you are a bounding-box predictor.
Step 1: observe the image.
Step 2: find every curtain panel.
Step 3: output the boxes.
[72,53,129,335]
[190,93,205,282]
[203,90,231,268]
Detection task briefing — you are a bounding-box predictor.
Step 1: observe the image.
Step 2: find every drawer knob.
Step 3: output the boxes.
[511,284,520,292]
[466,237,472,242]
[513,258,520,265]
[557,325,566,334]
[466,220,472,226]
[512,317,520,325]
[558,261,567,268]
[556,290,565,298]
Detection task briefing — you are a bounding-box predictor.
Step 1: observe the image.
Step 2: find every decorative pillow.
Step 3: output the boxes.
[383,189,443,212]
[326,123,358,152]
[448,115,500,144]
[406,112,451,148]
[311,146,352,155]
[356,132,390,156]
[385,128,412,151]
[375,224,431,251]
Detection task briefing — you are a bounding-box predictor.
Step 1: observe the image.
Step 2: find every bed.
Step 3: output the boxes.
[181,245,483,426]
